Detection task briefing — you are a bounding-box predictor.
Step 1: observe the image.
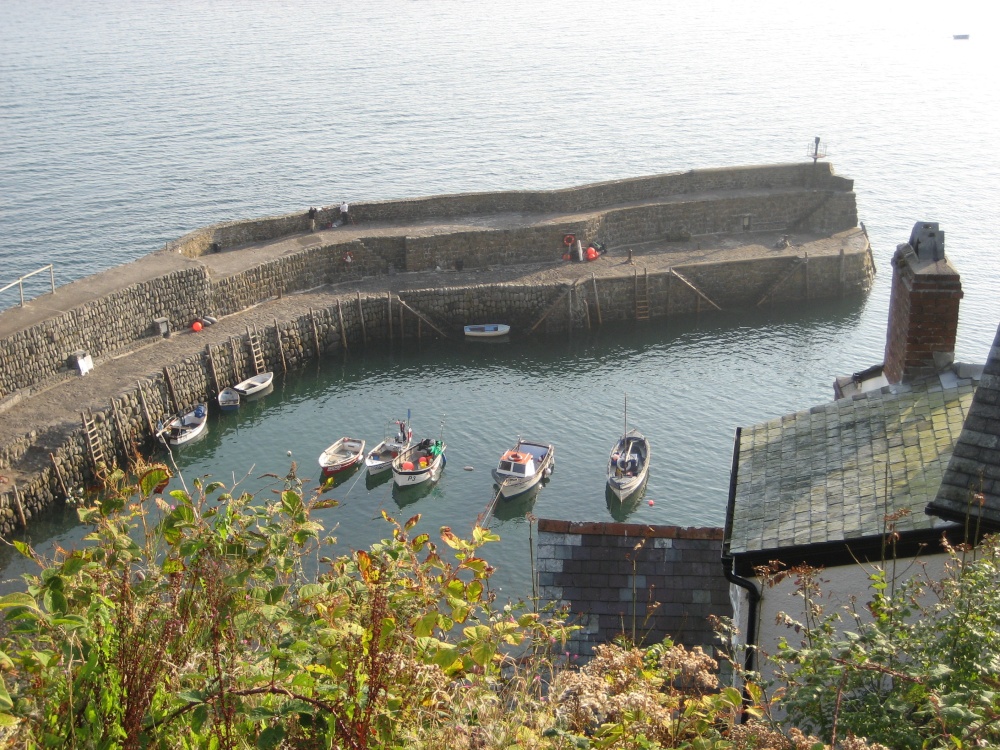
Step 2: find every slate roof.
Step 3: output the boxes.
[727,370,979,556]
[929,324,1000,527]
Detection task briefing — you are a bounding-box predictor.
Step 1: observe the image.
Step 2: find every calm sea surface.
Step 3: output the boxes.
[1,1,999,595]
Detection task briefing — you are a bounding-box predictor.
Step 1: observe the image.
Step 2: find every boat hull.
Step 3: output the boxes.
[392,440,446,487]
[319,438,366,476]
[464,324,510,338]
[607,430,650,501]
[160,404,209,446]
[234,372,274,397]
[218,388,240,412]
[491,441,555,498]
[365,429,412,475]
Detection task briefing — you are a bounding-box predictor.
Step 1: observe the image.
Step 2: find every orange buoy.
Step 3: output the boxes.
[648,499,655,506]
[192,321,203,332]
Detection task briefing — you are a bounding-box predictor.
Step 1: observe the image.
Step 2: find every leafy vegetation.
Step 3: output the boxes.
[764,535,1000,749]
[0,459,997,749]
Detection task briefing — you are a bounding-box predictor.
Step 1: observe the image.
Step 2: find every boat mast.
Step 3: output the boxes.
[624,393,628,436]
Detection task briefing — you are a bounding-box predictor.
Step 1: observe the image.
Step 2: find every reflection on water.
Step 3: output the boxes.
[365,469,393,492]
[491,481,544,523]
[606,481,649,523]
[2,298,879,598]
[392,478,446,510]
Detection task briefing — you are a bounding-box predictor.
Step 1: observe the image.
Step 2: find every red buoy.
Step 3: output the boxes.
[192,321,203,332]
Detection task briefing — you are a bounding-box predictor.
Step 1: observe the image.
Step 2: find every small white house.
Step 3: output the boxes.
[723,222,997,679]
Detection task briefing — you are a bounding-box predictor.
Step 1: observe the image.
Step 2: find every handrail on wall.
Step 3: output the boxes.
[0,265,56,307]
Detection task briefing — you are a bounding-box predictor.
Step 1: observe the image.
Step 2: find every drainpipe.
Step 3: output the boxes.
[721,427,761,693]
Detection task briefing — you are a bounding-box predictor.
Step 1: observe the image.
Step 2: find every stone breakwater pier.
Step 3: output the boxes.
[0,163,873,536]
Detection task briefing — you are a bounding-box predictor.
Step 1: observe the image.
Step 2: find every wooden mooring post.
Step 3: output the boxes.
[528,286,573,335]
[229,337,241,380]
[207,344,221,394]
[336,299,349,351]
[163,367,179,413]
[357,291,367,346]
[591,273,602,326]
[110,398,130,456]
[137,380,155,436]
[310,309,321,358]
[274,319,288,373]
[11,483,27,528]
[567,286,573,338]
[50,453,70,500]
[394,297,449,339]
[387,292,393,344]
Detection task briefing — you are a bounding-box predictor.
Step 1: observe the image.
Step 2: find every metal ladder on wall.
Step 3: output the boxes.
[634,268,650,321]
[247,327,267,375]
[81,409,108,482]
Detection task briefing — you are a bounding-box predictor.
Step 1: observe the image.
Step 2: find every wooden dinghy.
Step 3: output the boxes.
[319,437,366,476]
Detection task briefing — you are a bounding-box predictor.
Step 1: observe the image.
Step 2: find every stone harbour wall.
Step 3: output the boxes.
[169,162,852,259]
[0,245,874,536]
[0,165,861,402]
[0,268,210,403]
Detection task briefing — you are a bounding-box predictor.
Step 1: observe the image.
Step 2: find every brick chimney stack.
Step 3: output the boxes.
[883,222,963,384]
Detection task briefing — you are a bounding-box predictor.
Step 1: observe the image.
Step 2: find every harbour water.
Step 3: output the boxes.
[2,1,999,596]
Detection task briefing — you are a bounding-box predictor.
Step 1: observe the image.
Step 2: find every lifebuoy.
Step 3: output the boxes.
[509,451,524,462]
[563,234,576,247]
[342,251,354,264]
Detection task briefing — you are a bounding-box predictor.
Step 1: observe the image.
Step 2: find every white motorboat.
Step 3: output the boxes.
[233,371,274,398]
[392,438,446,487]
[365,415,413,475]
[158,404,209,446]
[217,387,240,412]
[491,439,555,498]
[464,324,510,338]
[319,437,366,476]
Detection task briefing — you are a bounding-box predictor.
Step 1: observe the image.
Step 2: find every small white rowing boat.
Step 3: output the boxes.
[464,324,510,338]
[365,416,413,475]
[218,387,240,412]
[158,404,209,446]
[319,437,366,476]
[233,372,274,398]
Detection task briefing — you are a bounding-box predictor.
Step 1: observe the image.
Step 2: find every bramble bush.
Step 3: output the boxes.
[765,534,1000,750]
[0,460,575,748]
[1,456,964,749]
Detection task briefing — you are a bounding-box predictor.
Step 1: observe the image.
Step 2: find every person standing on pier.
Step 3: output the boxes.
[340,201,350,225]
